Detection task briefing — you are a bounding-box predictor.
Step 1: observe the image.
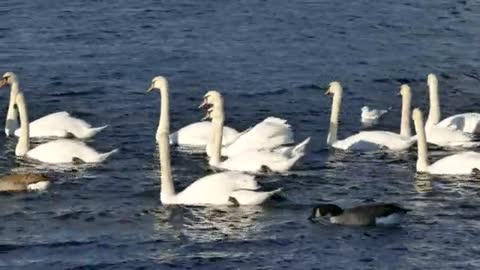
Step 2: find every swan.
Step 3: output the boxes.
[203,91,310,173]
[423,74,479,147]
[0,173,50,192]
[200,92,294,157]
[361,106,388,124]
[309,203,409,226]
[146,76,239,147]
[427,73,480,134]
[326,82,416,151]
[413,108,480,175]
[0,72,108,139]
[147,76,281,205]
[14,91,117,164]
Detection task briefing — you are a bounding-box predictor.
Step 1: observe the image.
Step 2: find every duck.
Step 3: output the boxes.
[0,72,108,139]
[423,74,479,147]
[426,73,480,134]
[413,108,480,175]
[309,203,410,226]
[0,173,50,192]
[145,76,239,147]
[13,91,117,164]
[326,82,416,151]
[360,106,388,125]
[147,76,281,205]
[199,92,295,157]
[202,90,310,173]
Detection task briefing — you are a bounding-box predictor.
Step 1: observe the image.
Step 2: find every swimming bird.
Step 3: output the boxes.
[413,108,480,175]
[326,82,416,151]
[309,203,409,226]
[200,92,295,157]
[146,76,239,147]
[0,72,108,139]
[360,106,388,125]
[147,76,281,205]
[0,173,50,192]
[12,91,117,164]
[202,91,310,173]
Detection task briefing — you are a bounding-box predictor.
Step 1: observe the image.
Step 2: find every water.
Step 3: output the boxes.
[0,0,480,269]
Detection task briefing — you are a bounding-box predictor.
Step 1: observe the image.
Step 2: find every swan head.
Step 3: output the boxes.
[412,108,423,123]
[0,72,18,88]
[399,84,411,97]
[427,73,438,89]
[361,106,369,112]
[325,81,342,97]
[199,90,223,109]
[309,204,344,221]
[146,76,168,92]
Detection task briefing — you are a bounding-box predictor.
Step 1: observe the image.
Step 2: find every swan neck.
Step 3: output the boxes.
[400,93,412,137]
[6,82,19,121]
[158,86,175,199]
[209,104,225,166]
[327,91,342,145]
[15,92,29,156]
[414,114,429,172]
[426,82,440,129]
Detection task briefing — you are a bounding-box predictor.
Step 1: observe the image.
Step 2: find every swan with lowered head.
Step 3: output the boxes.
[0,173,50,192]
[146,76,239,147]
[13,91,117,164]
[325,82,416,151]
[309,203,409,226]
[0,72,108,139]
[147,76,281,205]
[200,92,295,157]
[203,90,310,173]
[413,108,480,175]
[426,73,480,134]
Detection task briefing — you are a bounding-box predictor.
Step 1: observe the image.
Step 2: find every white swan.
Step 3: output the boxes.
[361,106,388,124]
[147,76,281,205]
[413,108,480,175]
[203,90,310,173]
[200,91,294,157]
[326,82,416,151]
[424,74,479,147]
[146,76,240,147]
[14,91,117,164]
[427,73,480,134]
[0,72,108,139]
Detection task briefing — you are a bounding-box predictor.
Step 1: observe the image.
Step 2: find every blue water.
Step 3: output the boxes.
[0,0,480,269]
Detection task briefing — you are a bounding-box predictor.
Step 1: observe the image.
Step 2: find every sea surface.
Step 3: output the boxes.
[0,0,480,269]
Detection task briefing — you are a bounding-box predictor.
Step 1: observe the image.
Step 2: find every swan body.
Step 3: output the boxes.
[0,72,107,139]
[326,83,415,151]
[0,173,50,192]
[169,121,239,147]
[203,90,309,173]
[413,108,480,175]
[13,111,108,139]
[361,106,388,123]
[12,90,117,164]
[207,116,294,157]
[147,76,280,205]
[437,113,480,134]
[424,74,480,145]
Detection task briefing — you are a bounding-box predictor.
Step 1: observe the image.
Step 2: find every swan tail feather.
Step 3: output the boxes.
[82,125,109,139]
[291,137,311,157]
[98,149,118,162]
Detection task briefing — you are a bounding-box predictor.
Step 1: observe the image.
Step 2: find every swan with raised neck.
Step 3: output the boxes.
[0,72,19,136]
[147,77,281,204]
